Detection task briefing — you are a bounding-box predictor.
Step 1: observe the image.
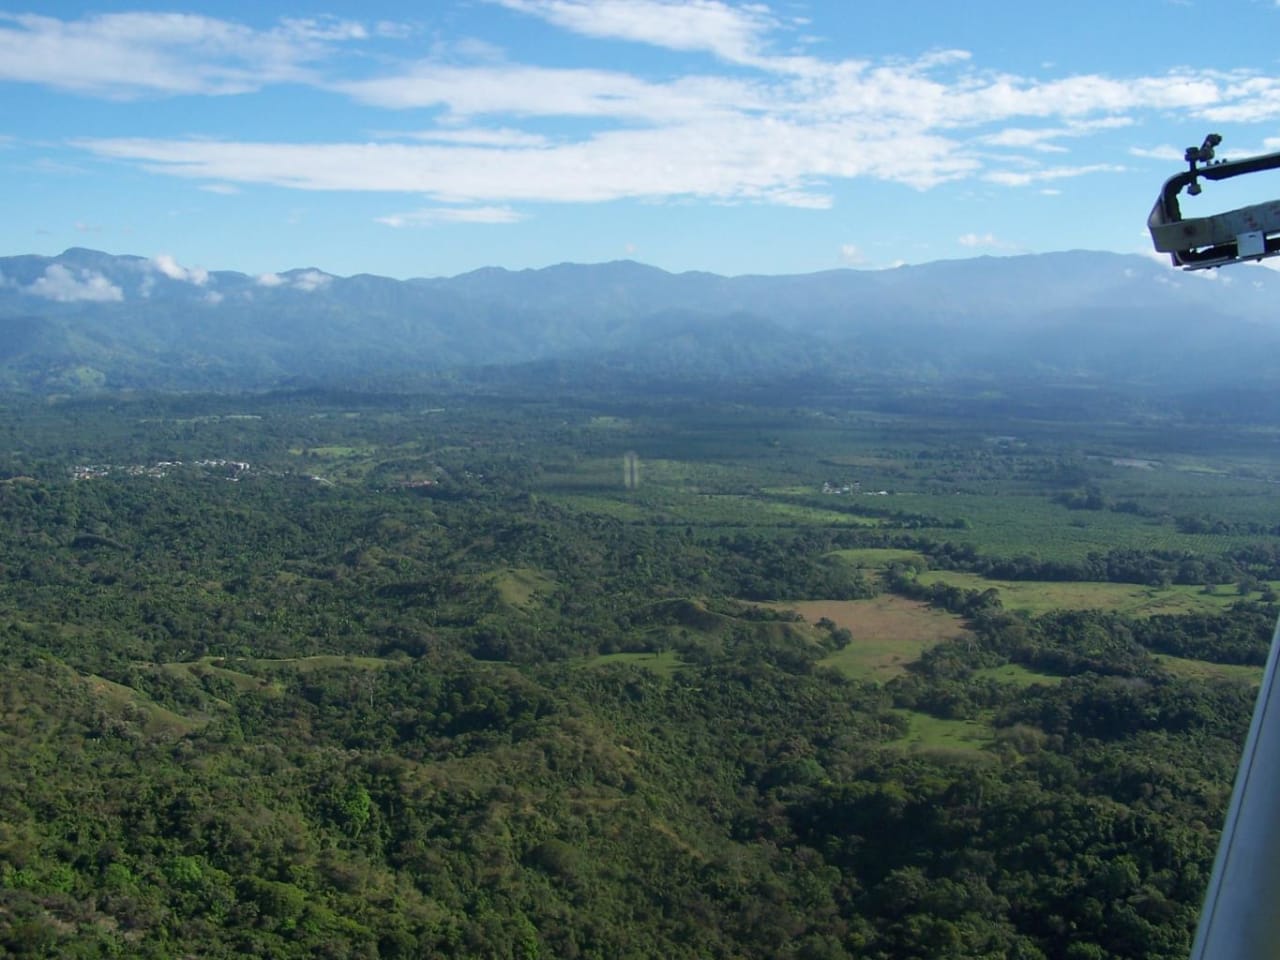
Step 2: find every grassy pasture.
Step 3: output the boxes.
[164,654,393,688]
[579,651,686,677]
[915,570,1246,617]
[253,655,393,671]
[162,658,281,695]
[1154,654,1262,684]
[539,455,748,494]
[284,443,381,481]
[293,444,373,458]
[729,495,879,527]
[888,708,993,755]
[84,674,201,735]
[891,492,1272,563]
[777,596,971,680]
[284,439,442,482]
[972,664,1065,687]
[485,567,556,609]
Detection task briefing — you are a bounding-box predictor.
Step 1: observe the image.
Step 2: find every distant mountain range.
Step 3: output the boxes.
[0,247,1276,396]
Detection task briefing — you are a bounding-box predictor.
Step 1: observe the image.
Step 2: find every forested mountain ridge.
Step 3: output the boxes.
[1,247,1276,392]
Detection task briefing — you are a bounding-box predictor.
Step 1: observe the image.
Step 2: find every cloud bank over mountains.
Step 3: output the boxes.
[22,264,124,303]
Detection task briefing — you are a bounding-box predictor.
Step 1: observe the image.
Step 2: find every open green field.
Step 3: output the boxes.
[84,674,202,735]
[728,496,880,526]
[578,651,687,678]
[238,654,395,672]
[778,596,971,680]
[539,455,748,493]
[485,567,556,609]
[291,444,374,458]
[161,658,282,695]
[548,494,656,521]
[888,708,994,755]
[916,570,1249,617]
[972,663,1066,686]
[891,491,1272,564]
[160,655,394,699]
[1154,654,1262,684]
[283,438,442,482]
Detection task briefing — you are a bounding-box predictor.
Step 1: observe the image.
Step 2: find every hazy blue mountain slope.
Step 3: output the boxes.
[0,247,1274,393]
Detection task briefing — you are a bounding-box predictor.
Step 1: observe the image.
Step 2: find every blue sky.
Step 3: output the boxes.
[5,0,1280,279]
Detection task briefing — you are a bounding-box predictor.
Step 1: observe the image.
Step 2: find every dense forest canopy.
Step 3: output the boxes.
[0,383,1274,958]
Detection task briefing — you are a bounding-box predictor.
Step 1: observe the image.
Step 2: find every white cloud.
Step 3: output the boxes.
[1194,76,1280,122]
[203,290,224,304]
[401,128,551,148]
[489,0,778,64]
[0,11,378,98]
[77,115,975,204]
[26,263,123,302]
[1129,144,1184,162]
[981,118,1132,154]
[337,63,758,122]
[199,183,241,195]
[74,36,1250,211]
[278,17,369,42]
[377,205,525,227]
[958,232,1001,248]
[985,132,1069,153]
[151,253,209,285]
[983,163,1124,187]
[255,269,330,291]
[1138,246,1179,269]
[968,73,1220,121]
[291,270,331,292]
[762,188,831,209]
[42,6,1280,215]
[372,20,416,41]
[839,243,865,265]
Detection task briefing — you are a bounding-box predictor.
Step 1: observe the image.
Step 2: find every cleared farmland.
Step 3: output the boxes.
[780,596,972,680]
[915,570,1249,617]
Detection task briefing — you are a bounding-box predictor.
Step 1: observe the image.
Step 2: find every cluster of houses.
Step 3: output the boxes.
[71,459,251,481]
[821,480,889,496]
